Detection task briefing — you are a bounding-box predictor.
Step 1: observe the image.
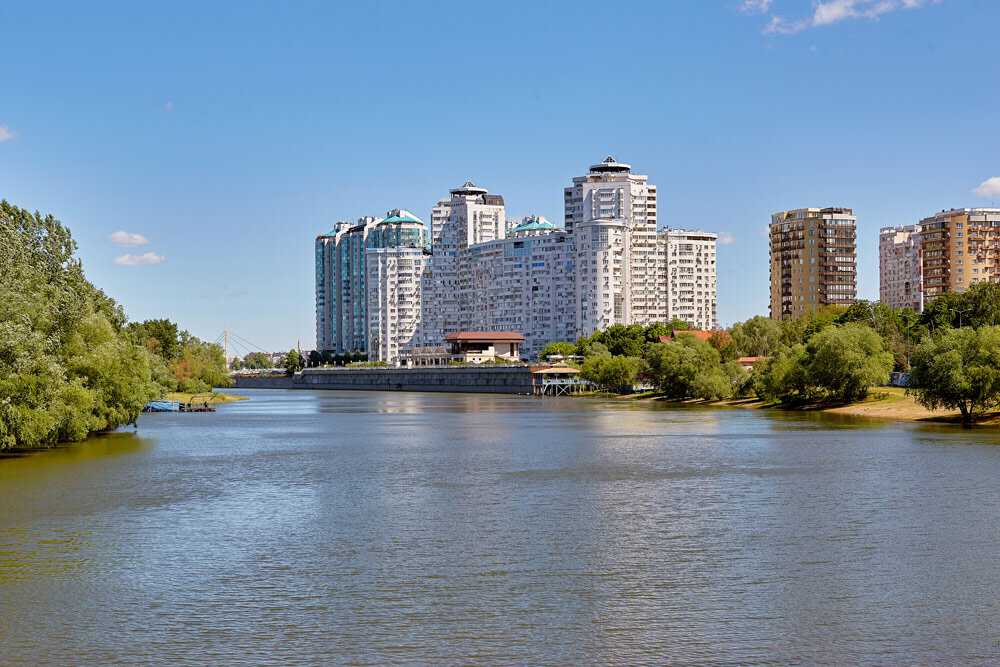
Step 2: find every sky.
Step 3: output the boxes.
[2,0,999,352]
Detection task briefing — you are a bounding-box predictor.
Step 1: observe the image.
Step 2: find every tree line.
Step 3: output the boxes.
[0,201,231,449]
[541,286,1000,425]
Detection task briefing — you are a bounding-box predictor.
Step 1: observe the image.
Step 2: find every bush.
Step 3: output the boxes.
[178,378,211,394]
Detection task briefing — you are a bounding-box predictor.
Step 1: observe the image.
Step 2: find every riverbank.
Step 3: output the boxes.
[165,391,248,404]
[622,386,1000,425]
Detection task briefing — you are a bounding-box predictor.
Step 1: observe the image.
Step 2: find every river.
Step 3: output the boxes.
[2,389,1000,664]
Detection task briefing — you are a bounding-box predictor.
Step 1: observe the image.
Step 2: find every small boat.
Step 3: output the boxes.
[142,400,180,412]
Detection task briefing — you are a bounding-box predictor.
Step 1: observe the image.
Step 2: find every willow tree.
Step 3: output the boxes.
[0,201,160,449]
[909,326,1000,426]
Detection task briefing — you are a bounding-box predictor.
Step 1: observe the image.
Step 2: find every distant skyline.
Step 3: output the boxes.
[2,0,998,351]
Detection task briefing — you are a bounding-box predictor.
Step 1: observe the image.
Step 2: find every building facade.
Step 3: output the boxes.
[658,228,718,330]
[769,207,857,321]
[421,182,506,346]
[564,156,662,326]
[463,216,577,354]
[314,211,429,356]
[315,158,721,362]
[918,208,1000,301]
[879,224,922,311]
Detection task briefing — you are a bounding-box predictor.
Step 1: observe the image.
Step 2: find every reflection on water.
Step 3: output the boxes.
[2,389,1000,664]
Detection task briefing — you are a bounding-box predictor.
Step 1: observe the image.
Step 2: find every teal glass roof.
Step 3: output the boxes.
[509,219,556,234]
[381,214,423,224]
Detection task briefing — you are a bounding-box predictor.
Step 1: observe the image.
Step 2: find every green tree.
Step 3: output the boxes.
[645,334,730,400]
[806,323,894,403]
[0,200,159,449]
[283,349,305,374]
[666,318,694,332]
[909,326,1000,425]
[590,324,645,357]
[126,319,180,360]
[539,341,576,360]
[580,355,641,391]
[730,315,781,357]
[171,341,233,390]
[642,321,672,343]
[576,338,611,359]
[752,344,814,404]
[243,351,273,369]
[308,350,321,368]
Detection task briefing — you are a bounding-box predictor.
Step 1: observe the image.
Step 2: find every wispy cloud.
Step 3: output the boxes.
[740,0,773,14]
[165,101,173,113]
[113,252,165,266]
[718,232,736,245]
[0,125,16,143]
[229,290,248,298]
[108,230,150,247]
[201,293,217,300]
[974,177,1000,199]
[760,0,940,35]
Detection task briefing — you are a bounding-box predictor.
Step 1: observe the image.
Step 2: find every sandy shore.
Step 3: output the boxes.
[624,387,999,426]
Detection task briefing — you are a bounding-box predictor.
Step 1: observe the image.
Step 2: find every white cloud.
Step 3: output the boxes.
[718,232,736,245]
[0,125,16,143]
[974,177,1000,199]
[108,230,150,247]
[113,252,165,266]
[762,0,939,35]
[741,0,773,14]
[165,101,173,113]
[201,293,217,300]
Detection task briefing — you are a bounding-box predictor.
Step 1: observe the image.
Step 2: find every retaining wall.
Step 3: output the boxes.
[231,366,534,394]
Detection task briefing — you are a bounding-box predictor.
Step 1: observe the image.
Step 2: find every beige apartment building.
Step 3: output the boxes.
[769,207,857,321]
[879,224,922,311]
[919,208,1000,301]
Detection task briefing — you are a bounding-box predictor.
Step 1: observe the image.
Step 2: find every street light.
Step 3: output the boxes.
[902,311,914,372]
[950,307,972,328]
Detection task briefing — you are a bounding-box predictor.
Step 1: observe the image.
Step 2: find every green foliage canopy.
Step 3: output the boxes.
[0,200,160,449]
[909,326,1000,425]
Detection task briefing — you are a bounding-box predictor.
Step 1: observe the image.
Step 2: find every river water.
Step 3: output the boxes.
[2,389,1000,664]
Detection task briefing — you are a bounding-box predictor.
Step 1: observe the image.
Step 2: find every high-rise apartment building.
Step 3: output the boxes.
[421,181,506,345]
[919,208,1000,300]
[314,211,429,356]
[658,229,718,330]
[564,156,662,326]
[464,216,577,352]
[769,207,857,321]
[879,224,922,311]
[315,158,720,361]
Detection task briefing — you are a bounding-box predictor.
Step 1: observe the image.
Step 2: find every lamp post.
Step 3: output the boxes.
[902,311,913,372]
[950,307,972,328]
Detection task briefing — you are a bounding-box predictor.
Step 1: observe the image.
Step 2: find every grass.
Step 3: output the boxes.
[164,391,248,404]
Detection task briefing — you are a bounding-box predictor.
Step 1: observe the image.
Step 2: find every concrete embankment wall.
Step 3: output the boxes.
[230,375,297,389]
[231,366,534,394]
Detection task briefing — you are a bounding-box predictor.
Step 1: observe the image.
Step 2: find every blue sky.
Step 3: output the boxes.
[2,0,998,351]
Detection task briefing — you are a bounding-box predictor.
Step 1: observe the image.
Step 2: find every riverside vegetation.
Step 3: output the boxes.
[0,201,233,449]
[542,291,1000,426]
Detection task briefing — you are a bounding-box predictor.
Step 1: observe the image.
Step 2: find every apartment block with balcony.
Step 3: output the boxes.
[769,207,857,321]
[879,224,922,311]
[564,156,663,326]
[658,229,718,331]
[918,208,1000,301]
